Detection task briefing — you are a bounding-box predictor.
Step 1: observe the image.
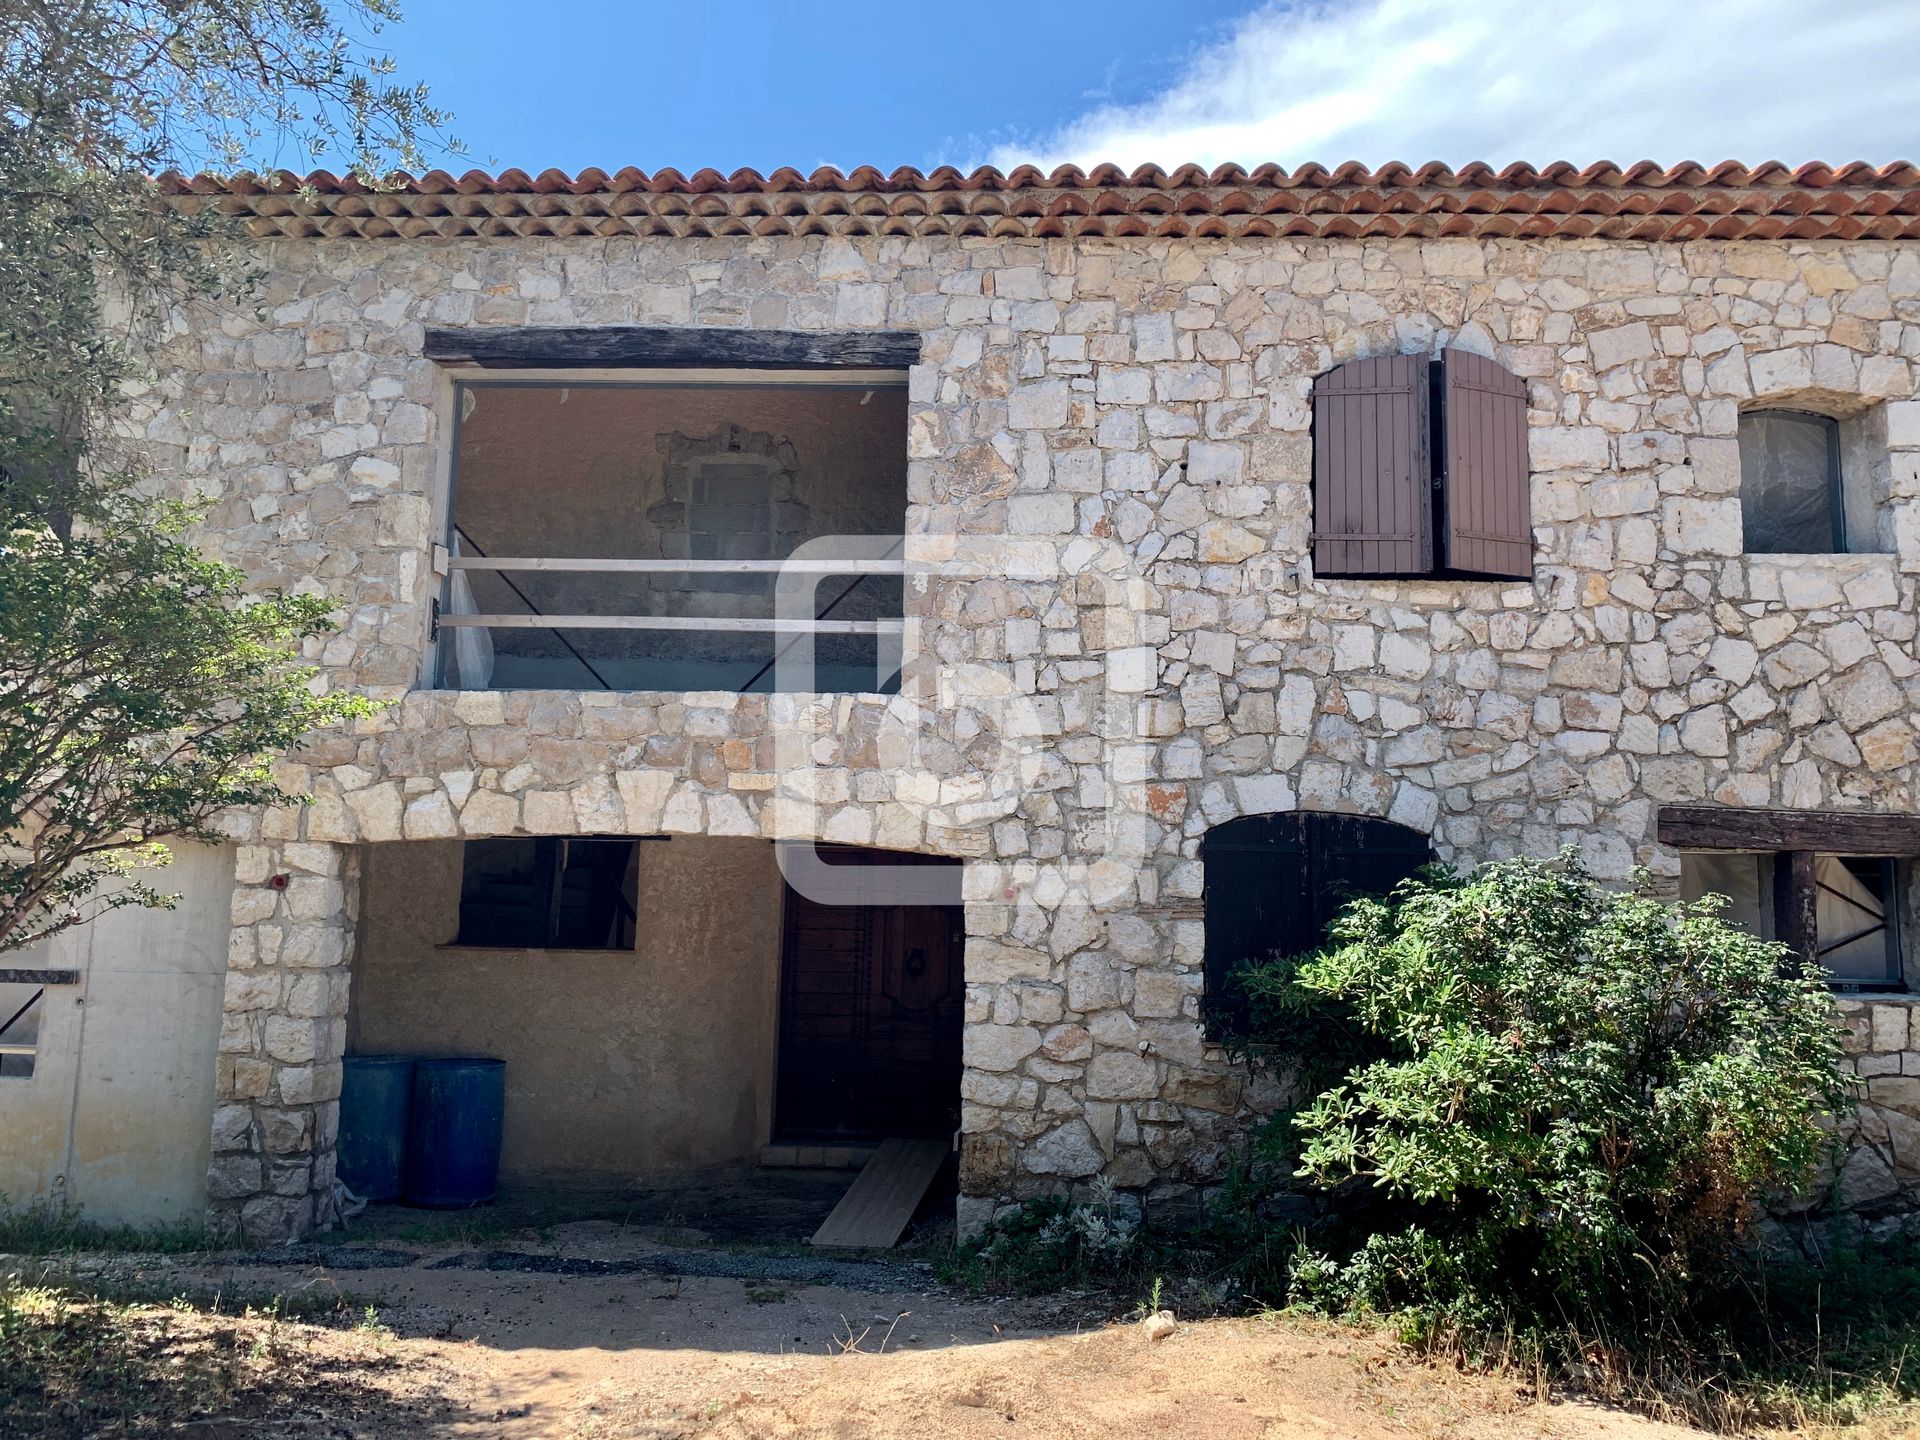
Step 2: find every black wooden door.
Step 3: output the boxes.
[775,848,965,1142]
[1202,813,1432,1028]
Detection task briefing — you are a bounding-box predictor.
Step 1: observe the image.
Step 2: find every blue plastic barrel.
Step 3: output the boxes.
[338,1055,415,1202]
[405,1057,506,1207]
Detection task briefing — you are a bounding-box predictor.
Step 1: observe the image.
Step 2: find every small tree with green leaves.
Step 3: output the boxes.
[0,497,377,950]
[1244,852,1853,1328]
[1,2,450,947]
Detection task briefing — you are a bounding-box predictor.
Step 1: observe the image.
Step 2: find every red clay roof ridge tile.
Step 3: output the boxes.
[154,161,1920,243]
[156,160,1920,196]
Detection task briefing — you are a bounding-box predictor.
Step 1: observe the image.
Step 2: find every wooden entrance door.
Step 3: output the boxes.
[775,847,965,1142]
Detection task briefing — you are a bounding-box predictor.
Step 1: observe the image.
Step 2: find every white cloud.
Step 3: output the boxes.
[992,0,1920,172]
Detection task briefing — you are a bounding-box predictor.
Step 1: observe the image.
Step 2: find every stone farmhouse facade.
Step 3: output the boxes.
[8,160,1920,1243]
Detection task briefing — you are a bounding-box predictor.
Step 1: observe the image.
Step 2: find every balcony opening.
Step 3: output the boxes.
[438,374,908,693]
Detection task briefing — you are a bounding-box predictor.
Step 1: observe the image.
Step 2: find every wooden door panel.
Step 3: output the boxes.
[776,847,964,1142]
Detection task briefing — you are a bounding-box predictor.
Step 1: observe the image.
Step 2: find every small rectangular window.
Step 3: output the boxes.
[0,982,43,1078]
[456,837,639,950]
[1738,410,1842,554]
[1818,856,1900,988]
[1680,850,1904,990]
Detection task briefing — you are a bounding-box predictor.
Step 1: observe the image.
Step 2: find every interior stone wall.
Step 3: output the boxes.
[451,381,908,602]
[139,232,1920,1240]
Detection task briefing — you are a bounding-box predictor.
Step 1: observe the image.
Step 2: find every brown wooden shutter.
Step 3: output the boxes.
[1439,349,1532,579]
[1311,354,1432,577]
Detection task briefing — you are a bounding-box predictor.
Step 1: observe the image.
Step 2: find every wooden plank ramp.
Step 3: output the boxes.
[809,1138,948,1249]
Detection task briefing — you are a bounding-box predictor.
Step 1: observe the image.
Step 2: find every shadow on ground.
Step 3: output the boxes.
[347,1166,874,1252]
[24,1164,1067,1363]
[6,1169,1717,1439]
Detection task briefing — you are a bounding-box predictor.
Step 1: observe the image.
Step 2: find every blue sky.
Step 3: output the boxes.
[365,0,1249,175]
[352,0,1919,177]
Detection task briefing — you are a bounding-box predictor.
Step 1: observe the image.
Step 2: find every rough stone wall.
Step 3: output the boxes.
[134,233,1920,1240]
[1831,999,1920,1212]
[210,841,357,1240]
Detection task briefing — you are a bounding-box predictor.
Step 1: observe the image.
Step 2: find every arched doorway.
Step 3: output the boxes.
[1202,812,1432,1029]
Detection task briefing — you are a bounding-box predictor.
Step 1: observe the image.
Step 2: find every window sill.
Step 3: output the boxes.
[420,686,903,704]
[1743,552,1901,608]
[1308,573,1533,591]
[1834,989,1914,1001]
[1743,551,1895,564]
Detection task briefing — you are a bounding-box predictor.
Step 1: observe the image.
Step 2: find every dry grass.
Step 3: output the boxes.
[0,1277,453,1438]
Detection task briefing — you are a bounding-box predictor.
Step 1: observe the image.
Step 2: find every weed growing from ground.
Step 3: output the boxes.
[0,1197,213,1256]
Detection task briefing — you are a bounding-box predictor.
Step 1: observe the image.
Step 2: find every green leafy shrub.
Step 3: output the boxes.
[1251,851,1852,1329]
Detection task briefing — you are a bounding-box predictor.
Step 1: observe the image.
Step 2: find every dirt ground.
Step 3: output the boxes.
[12,1209,1722,1440]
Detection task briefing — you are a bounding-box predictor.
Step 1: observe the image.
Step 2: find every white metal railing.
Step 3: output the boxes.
[438,555,908,637]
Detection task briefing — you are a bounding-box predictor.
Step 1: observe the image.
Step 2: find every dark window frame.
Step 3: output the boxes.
[1738,407,1845,555]
[1659,807,1914,991]
[1677,845,1905,992]
[454,836,640,951]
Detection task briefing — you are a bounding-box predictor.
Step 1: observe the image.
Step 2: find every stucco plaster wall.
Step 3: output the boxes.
[0,844,234,1227]
[348,835,783,1183]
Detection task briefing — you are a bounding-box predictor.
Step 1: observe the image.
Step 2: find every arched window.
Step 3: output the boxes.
[1738,409,1842,554]
[1201,812,1432,1030]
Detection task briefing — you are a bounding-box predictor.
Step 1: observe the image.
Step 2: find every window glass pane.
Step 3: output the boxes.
[1817,856,1898,986]
[1739,411,1837,553]
[456,838,550,948]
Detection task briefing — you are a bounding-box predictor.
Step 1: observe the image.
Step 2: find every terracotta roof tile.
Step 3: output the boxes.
[156,161,1920,242]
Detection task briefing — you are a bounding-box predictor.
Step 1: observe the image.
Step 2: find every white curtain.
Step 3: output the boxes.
[447,534,494,690]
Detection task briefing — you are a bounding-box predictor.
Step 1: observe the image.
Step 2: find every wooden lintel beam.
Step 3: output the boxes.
[1656,805,1920,854]
[423,325,921,371]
